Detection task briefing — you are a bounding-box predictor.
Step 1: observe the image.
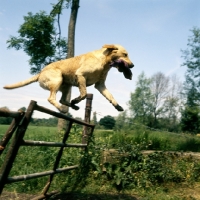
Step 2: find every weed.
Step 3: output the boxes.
[1,125,200,199]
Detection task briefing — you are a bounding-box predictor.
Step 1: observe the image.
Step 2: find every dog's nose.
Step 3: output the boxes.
[129,63,134,68]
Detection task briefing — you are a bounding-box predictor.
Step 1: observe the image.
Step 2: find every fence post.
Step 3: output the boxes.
[82,94,93,144]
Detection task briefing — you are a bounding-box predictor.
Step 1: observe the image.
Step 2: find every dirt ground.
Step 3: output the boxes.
[0,191,139,200]
[1,184,200,200]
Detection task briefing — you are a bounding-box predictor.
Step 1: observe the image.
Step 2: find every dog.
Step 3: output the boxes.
[4,44,134,113]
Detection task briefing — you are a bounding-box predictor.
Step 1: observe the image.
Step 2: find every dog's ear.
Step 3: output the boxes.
[102,44,118,50]
[103,45,118,56]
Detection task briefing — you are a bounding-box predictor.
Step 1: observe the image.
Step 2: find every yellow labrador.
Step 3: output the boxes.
[4,44,134,112]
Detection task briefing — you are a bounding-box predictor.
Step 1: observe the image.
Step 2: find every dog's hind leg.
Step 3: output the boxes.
[71,75,87,105]
[59,85,79,110]
[39,70,67,112]
[48,90,65,112]
[59,85,72,106]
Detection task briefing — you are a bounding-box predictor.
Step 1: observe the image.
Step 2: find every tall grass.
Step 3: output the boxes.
[94,127,200,152]
[1,125,200,198]
[0,124,84,194]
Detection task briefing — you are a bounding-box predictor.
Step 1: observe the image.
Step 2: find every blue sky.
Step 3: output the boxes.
[0,0,200,120]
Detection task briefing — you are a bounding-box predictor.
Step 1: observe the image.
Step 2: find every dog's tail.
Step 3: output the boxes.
[3,74,40,89]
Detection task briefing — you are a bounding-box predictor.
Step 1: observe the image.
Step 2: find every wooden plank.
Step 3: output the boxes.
[21,140,87,147]
[0,109,23,118]
[6,165,79,183]
[35,104,94,128]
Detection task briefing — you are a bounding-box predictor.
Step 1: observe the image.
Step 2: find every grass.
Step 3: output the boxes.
[1,125,200,199]
[94,128,200,152]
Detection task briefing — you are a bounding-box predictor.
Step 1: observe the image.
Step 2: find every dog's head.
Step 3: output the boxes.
[103,44,134,80]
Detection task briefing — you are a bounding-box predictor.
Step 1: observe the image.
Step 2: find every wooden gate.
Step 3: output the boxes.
[0,94,95,199]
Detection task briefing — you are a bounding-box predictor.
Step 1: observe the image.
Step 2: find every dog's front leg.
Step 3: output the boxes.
[95,82,124,111]
[71,75,87,105]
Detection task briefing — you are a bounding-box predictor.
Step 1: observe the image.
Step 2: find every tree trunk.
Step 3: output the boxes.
[57,0,80,131]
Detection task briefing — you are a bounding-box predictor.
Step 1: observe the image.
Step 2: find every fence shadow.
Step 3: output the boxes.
[49,192,139,200]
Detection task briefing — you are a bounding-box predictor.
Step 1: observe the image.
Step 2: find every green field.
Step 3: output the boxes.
[1,125,200,199]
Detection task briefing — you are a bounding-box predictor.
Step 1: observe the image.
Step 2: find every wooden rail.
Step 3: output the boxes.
[0,94,95,199]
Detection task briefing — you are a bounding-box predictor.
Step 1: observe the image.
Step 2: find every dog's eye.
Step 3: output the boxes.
[124,53,128,57]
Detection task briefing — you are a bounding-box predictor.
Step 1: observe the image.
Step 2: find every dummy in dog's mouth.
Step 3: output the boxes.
[110,59,133,80]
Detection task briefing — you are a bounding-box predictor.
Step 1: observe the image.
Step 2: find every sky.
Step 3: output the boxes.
[0,0,200,120]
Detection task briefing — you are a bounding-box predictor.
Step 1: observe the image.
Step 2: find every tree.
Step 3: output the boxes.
[7,0,80,131]
[181,76,200,133]
[128,72,182,130]
[114,110,130,131]
[161,75,182,131]
[7,11,67,74]
[18,107,26,112]
[182,27,200,89]
[56,0,80,131]
[181,27,200,133]
[99,115,116,129]
[181,27,200,106]
[92,111,98,125]
[181,106,200,134]
[150,72,170,127]
[128,72,152,125]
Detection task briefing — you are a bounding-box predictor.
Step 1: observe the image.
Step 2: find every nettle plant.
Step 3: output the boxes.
[87,138,200,190]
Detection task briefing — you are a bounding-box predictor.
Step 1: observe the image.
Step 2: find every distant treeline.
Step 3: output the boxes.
[0,107,75,127]
[0,116,58,127]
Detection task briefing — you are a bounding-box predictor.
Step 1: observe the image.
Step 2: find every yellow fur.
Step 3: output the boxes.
[4,44,134,112]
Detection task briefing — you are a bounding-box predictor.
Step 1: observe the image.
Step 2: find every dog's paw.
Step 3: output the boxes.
[59,106,69,113]
[59,100,71,107]
[71,99,79,105]
[71,104,79,110]
[115,104,124,112]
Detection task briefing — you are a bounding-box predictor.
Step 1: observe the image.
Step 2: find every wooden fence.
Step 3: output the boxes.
[0,94,95,199]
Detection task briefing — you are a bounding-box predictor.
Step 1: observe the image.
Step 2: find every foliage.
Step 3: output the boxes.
[30,117,58,127]
[99,115,116,129]
[92,132,200,191]
[128,72,152,124]
[127,72,182,131]
[181,104,200,134]
[91,111,98,125]
[7,11,67,74]
[101,151,196,189]
[181,27,200,133]
[150,72,170,127]
[95,126,200,152]
[114,111,131,131]
[182,27,200,86]
[1,125,200,198]
[180,82,200,134]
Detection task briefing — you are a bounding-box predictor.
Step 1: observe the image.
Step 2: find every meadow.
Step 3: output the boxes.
[1,124,200,199]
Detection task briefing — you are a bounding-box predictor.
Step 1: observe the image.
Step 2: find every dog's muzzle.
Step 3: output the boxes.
[110,59,133,80]
[129,63,134,68]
